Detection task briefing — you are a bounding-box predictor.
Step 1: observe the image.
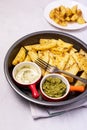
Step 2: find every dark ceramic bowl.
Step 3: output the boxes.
[4,31,87,106]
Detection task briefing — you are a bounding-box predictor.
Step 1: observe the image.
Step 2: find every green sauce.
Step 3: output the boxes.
[42,76,67,98]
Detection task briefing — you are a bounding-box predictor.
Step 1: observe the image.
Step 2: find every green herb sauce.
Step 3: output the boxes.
[42,76,67,98]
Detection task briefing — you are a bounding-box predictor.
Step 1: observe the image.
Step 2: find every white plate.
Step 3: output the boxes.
[44,0,87,30]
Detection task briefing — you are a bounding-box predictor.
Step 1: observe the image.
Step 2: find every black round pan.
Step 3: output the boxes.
[4,31,87,106]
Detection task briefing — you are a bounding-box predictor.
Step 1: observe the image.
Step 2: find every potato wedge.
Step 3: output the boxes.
[71,52,87,73]
[75,72,87,86]
[79,49,87,58]
[12,47,26,65]
[56,39,73,49]
[48,52,69,70]
[28,49,38,61]
[31,41,57,50]
[38,50,49,63]
[63,55,79,82]
[24,52,31,61]
[40,39,57,45]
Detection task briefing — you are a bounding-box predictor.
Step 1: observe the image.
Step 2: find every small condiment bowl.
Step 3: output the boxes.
[40,73,70,101]
[12,61,41,98]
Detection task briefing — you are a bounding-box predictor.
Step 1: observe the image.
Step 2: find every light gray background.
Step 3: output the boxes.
[0,0,87,130]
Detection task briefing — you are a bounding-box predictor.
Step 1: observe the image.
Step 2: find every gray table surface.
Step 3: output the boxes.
[0,0,87,130]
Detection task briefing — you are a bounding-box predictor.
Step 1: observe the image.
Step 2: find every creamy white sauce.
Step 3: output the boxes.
[15,67,40,84]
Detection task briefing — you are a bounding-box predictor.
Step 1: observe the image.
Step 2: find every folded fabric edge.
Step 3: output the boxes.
[30,96,87,119]
[47,96,87,115]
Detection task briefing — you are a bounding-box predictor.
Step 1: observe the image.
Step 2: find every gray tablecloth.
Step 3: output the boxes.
[30,96,87,119]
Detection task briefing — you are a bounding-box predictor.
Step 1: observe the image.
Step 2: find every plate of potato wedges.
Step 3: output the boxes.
[44,0,87,30]
[4,31,87,106]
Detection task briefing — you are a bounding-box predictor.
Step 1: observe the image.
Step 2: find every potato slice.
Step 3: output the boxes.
[38,50,49,63]
[24,45,33,51]
[71,5,77,14]
[24,53,31,62]
[70,48,78,54]
[71,52,87,73]
[56,39,73,49]
[75,72,87,86]
[79,49,87,58]
[40,39,73,52]
[40,39,57,45]
[63,55,79,82]
[12,47,26,65]
[28,49,38,62]
[77,16,86,24]
[48,52,69,70]
[33,43,56,51]
[64,64,80,82]
[56,53,70,70]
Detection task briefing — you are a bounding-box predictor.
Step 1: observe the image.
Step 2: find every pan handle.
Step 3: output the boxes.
[29,84,40,98]
[70,85,85,92]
